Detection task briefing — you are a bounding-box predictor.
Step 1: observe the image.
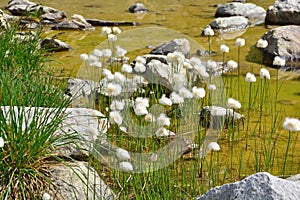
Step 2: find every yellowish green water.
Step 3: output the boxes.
[23,0,298,116]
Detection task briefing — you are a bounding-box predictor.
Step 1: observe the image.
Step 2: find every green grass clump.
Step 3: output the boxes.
[0,25,73,199]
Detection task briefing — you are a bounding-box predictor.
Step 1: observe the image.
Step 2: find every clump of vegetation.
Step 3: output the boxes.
[0,25,73,199]
[79,26,300,199]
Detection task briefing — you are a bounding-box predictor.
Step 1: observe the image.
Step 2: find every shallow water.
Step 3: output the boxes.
[13,0,297,115]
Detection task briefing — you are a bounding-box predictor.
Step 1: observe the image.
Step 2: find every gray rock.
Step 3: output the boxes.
[150,38,190,57]
[66,78,100,108]
[261,25,300,70]
[199,106,245,130]
[0,106,109,159]
[196,172,300,200]
[138,54,177,89]
[215,2,266,25]
[86,18,141,26]
[286,174,300,182]
[5,0,66,23]
[48,161,115,200]
[265,0,300,25]
[52,14,95,30]
[41,38,71,52]
[128,3,148,13]
[56,107,109,159]
[209,16,249,34]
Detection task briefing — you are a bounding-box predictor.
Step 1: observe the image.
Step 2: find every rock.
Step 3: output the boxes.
[128,3,148,13]
[196,50,218,57]
[208,16,249,34]
[261,25,300,70]
[66,78,100,108]
[52,14,95,30]
[196,172,300,200]
[265,0,300,25]
[41,38,71,52]
[0,106,109,160]
[56,107,109,159]
[286,174,300,182]
[215,2,266,25]
[0,9,10,29]
[199,106,245,130]
[5,0,66,23]
[150,38,190,57]
[86,18,140,26]
[48,161,115,200]
[132,54,185,90]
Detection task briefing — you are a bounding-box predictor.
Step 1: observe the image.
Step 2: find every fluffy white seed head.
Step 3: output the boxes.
[220,44,229,53]
[159,94,173,106]
[157,113,170,127]
[108,34,117,42]
[189,57,202,66]
[145,113,156,122]
[121,63,133,73]
[110,100,125,111]
[112,26,122,34]
[106,83,122,96]
[227,98,241,109]
[192,86,206,99]
[42,192,51,200]
[235,38,245,47]
[203,26,214,36]
[259,68,270,79]
[135,56,146,65]
[194,64,209,78]
[88,54,98,63]
[206,60,217,70]
[256,39,268,48]
[134,105,148,116]
[170,92,185,104]
[135,97,149,107]
[179,87,193,99]
[109,111,123,126]
[102,49,112,57]
[101,26,112,35]
[92,49,103,57]
[80,53,89,61]
[245,72,256,83]
[227,60,238,70]
[116,148,131,160]
[115,45,127,57]
[273,56,286,66]
[155,127,175,137]
[119,161,133,172]
[208,142,220,151]
[283,117,300,132]
[134,62,146,73]
[114,72,126,84]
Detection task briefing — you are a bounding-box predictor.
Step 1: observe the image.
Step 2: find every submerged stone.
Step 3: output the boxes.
[215,2,266,25]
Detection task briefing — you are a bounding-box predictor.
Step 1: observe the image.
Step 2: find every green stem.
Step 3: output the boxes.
[245,82,252,149]
[283,131,291,177]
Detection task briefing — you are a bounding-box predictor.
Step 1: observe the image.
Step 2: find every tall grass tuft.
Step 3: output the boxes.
[0,25,74,199]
